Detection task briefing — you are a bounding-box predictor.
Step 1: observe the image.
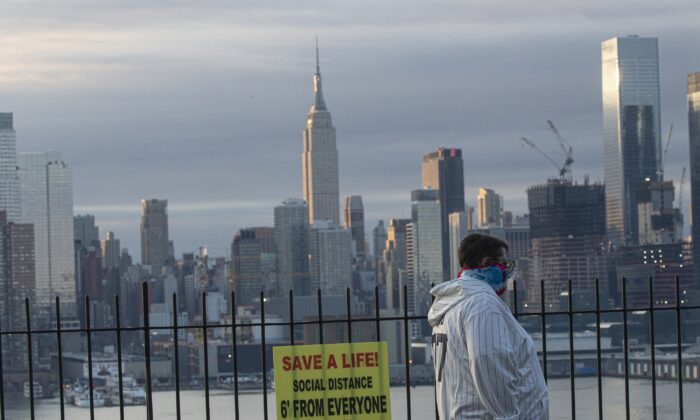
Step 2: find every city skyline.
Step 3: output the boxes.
[1,2,699,256]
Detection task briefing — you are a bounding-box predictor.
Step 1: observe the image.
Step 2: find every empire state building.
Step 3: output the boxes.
[302,43,340,225]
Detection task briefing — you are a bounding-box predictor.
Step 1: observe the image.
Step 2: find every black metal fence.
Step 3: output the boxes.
[1,276,698,420]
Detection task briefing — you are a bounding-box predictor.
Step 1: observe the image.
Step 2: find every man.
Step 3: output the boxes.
[429,233,548,419]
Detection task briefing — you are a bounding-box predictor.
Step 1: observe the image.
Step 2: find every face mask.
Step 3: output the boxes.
[460,264,508,296]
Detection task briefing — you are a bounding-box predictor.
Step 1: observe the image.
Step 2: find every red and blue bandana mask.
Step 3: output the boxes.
[458,263,510,296]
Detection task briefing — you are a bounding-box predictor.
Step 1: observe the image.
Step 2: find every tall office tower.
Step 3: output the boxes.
[231,228,262,307]
[274,198,310,296]
[102,231,121,271]
[477,187,503,228]
[688,72,700,287]
[308,220,352,295]
[636,180,682,245]
[422,148,465,279]
[343,195,366,259]
[0,212,35,370]
[141,199,169,276]
[0,211,35,329]
[602,36,662,246]
[383,219,410,309]
[249,227,276,254]
[0,113,20,222]
[302,43,340,225]
[19,151,75,310]
[528,179,607,309]
[410,189,444,319]
[466,206,475,231]
[372,220,387,258]
[448,212,468,277]
[74,214,100,249]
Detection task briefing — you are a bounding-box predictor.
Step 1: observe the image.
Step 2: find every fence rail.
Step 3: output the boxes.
[0,276,698,420]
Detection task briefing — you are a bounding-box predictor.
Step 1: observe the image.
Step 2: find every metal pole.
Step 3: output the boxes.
[142,282,154,420]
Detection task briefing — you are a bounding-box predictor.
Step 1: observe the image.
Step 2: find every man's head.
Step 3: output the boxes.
[458,233,509,269]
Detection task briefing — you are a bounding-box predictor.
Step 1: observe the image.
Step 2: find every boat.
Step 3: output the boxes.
[23,382,43,399]
[74,389,106,408]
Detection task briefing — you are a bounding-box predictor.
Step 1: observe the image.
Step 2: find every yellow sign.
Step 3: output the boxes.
[273,341,391,419]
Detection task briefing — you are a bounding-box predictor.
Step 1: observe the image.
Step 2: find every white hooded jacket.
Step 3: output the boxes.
[429,272,548,420]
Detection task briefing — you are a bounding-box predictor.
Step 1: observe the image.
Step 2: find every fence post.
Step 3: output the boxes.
[231,291,240,420]
[540,280,548,383]
[142,282,154,420]
[675,276,684,420]
[56,296,65,420]
[568,279,575,420]
[648,277,657,420]
[595,279,603,420]
[115,294,125,420]
[85,296,95,419]
[25,298,35,420]
[202,292,211,420]
[622,277,630,420]
[403,284,411,420]
[172,293,181,420]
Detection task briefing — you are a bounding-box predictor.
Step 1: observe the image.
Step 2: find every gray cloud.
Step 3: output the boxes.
[2,0,700,256]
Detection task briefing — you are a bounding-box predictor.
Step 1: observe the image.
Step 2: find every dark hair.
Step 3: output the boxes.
[458,233,509,268]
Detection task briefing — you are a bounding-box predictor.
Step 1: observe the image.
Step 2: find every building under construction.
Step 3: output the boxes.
[527,179,607,309]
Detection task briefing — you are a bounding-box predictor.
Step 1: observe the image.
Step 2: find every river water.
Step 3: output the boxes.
[4,377,697,419]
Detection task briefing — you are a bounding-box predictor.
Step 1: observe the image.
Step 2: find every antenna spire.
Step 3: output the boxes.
[315,35,320,74]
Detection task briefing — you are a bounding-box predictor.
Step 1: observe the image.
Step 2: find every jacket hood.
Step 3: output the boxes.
[427,273,495,327]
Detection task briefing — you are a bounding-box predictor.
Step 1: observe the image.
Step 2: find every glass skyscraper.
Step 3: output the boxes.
[19,151,75,310]
[602,36,662,246]
[688,72,700,287]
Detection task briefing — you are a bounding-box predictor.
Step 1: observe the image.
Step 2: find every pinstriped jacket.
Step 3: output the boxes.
[429,273,548,420]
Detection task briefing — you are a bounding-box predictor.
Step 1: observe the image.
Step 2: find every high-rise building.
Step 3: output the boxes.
[249,227,276,254]
[409,189,444,317]
[636,180,682,245]
[102,231,121,271]
[602,36,662,246]
[74,214,100,249]
[527,179,607,309]
[0,212,35,370]
[422,148,465,276]
[0,113,21,222]
[448,212,468,277]
[231,229,263,307]
[0,211,35,331]
[274,198,310,296]
[140,199,169,275]
[382,219,410,310]
[18,151,75,310]
[308,220,352,295]
[343,195,366,259]
[688,72,700,288]
[466,206,475,231]
[372,220,387,259]
[302,43,340,225]
[477,187,503,228]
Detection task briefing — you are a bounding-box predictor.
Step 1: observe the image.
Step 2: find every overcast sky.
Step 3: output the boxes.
[1,0,699,259]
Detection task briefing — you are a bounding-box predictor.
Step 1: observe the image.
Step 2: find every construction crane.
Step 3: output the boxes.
[519,120,574,180]
[658,124,674,180]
